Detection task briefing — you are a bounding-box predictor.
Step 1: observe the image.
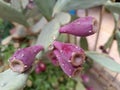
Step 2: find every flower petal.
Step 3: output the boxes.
[54,50,75,77]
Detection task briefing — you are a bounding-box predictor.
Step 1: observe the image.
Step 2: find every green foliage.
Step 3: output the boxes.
[0,20,13,39]
[0,44,15,61]
[115,30,120,56]
[57,34,68,42]
[76,80,86,90]
[86,51,120,73]
[35,0,56,21]
[104,34,114,49]
[105,1,120,14]
[0,1,29,27]
[24,63,76,90]
[80,37,88,51]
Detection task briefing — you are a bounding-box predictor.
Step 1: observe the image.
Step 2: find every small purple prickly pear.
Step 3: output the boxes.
[50,41,86,77]
[35,61,46,74]
[53,41,85,67]
[9,45,43,73]
[59,16,98,37]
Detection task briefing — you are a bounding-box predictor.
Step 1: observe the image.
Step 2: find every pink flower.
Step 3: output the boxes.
[59,16,98,37]
[9,45,43,73]
[50,41,86,77]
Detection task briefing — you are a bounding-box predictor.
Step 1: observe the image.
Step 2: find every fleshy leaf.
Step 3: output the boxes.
[76,80,86,90]
[104,34,114,49]
[0,69,28,90]
[35,0,56,21]
[54,12,71,25]
[0,1,29,27]
[57,34,68,42]
[80,37,88,50]
[105,1,120,14]
[36,19,60,51]
[53,0,107,15]
[115,30,120,56]
[86,51,120,73]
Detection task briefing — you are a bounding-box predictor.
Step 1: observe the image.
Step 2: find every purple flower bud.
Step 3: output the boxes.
[81,74,90,83]
[35,61,46,74]
[59,16,98,37]
[9,45,43,73]
[53,41,85,67]
[51,41,85,77]
[86,86,94,90]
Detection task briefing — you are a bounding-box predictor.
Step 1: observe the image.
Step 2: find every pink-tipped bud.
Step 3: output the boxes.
[9,45,44,73]
[59,16,98,37]
[35,61,46,74]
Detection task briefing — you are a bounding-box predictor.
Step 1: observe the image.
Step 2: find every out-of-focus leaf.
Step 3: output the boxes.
[53,0,107,15]
[104,34,114,49]
[80,37,88,50]
[76,80,86,90]
[0,1,29,27]
[105,1,120,14]
[0,69,28,90]
[54,12,71,25]
[115,30,120,56]
[113,13,119,23]
[57,34,67,42]
[11,0,29,11]
[86,51,120,73]
[31,17,48,34]
[11,0,22,12]
[36,18,60,51]
[35,0,56,21]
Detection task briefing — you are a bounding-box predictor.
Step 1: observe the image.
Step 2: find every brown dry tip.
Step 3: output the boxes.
[72,67,82,77]
[10,60,25,73]
[71,52,85,67]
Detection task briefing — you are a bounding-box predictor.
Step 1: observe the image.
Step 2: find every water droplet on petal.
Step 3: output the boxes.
[68,60,71,62]
[24,65,27,68]
[60,50,63,53]
[34,50,37,53]
[89,30,92,33]
[52,36,56,40]
[21,54,24,57]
